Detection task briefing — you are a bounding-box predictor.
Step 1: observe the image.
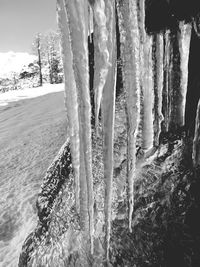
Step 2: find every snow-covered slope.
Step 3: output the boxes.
[0,52,37,78]
[0,83,64,106]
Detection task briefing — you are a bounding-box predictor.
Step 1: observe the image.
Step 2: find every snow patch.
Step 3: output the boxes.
[0,83,64,106]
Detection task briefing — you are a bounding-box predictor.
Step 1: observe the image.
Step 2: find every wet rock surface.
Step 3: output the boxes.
[18,141,73,266]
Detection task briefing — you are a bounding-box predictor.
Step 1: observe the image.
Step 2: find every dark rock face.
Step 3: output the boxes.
[145,0,175,33]
[110,140,200,267]
[185,28,200,136]
[169,0,200,21]
[18,141,72,267]
[145,0,200,33]
[145,0,200,136]
[36,143,71,229]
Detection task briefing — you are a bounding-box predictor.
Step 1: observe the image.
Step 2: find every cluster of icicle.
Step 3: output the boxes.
[57,0,94,254]
[57,0,116,260]
[57,0,192,263]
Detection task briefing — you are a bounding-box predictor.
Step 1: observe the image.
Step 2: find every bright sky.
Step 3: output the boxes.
[0,0,57,53]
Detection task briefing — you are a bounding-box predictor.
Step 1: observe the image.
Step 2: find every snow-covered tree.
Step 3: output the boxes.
[42,31,63,84]
[32,31,63,85]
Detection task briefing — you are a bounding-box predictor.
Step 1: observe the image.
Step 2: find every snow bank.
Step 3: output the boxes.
[0,83,64,106]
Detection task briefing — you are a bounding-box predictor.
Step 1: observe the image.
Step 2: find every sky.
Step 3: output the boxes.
[0,0,57,53]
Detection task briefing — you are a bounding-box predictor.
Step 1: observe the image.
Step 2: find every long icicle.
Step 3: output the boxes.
[138,0,154,151]
[153,33,164,147]
[142,35,154,151]
[178,21,192,126]
[64,0,94,253]
[117,0,140,232]
[168,22,192,130]
[57,0,80,213]
[163,30,170,132]
[88,3,93,43]
[102,0,116,261]
[92,0,110,127]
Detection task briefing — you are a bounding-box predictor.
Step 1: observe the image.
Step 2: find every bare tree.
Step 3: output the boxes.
[32,33,43,86]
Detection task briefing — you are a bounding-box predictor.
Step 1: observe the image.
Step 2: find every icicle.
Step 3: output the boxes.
[153,33,164,147]
[92,0,110,127]
[138,0,154,151]
[63,0,94,253]
[102,0,116,261]
[117,0,140,232]
[193,99,200,168]
[88,4,93,43]
[193,15,200,38]
[178,22,192,126]
[138,0,146,43]
[162,30,171,132]
[168,22,192,130]
[57,0,80,213]
[142,34,154,150]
